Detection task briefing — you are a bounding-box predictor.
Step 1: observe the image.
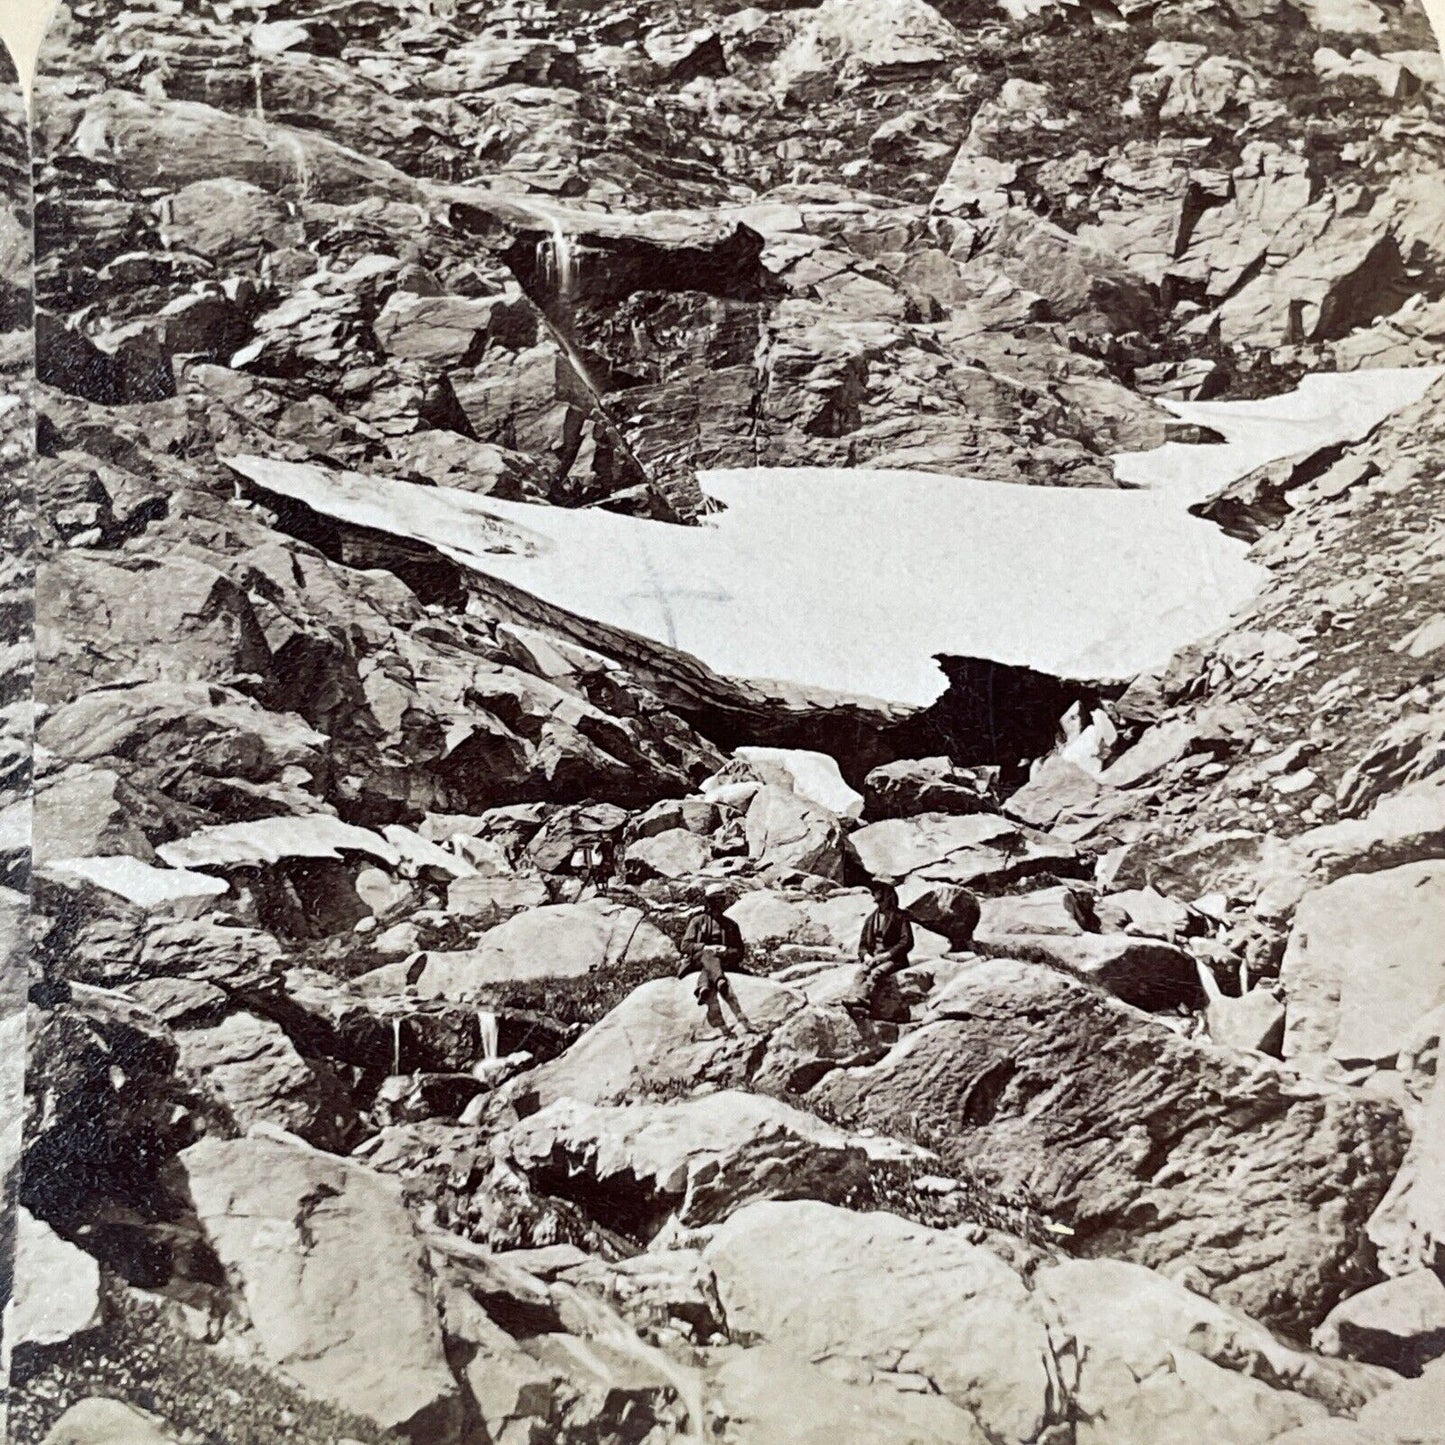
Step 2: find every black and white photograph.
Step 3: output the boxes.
[1,0,1444,1436]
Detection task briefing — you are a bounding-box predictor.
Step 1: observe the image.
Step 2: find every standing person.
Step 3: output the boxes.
[850,878,914,1020]
[679,884,756,1033]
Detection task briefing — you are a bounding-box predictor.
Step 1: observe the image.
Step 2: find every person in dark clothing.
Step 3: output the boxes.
[679,884,755,1032]
[850,879,914,1019]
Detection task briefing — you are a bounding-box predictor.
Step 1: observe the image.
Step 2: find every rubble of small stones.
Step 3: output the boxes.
[3,0,1445,1439]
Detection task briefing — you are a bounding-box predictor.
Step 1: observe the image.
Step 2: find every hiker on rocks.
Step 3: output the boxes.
[679,884,756,1033]
[848,879,914,1021]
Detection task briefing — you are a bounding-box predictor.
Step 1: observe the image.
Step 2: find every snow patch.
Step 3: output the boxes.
[46,855,230,908]
[227,368,1436,710]
[734,747,866,819]
[157,815,402,870]
[1114,366,1445,504]
[229,455,1262,707]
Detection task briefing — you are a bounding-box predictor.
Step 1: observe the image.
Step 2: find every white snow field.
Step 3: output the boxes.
[1114,365,1445,503]
[227,364,1438,710]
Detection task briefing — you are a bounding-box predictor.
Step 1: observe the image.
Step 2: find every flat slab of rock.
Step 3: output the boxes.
[39,1399,181,1445]
[1281,860,1445,1068]
[181,1130,461,1439]
[971,930,1204,1009]
[417,899,677,997]
[977,885,1087,937]
[850,812,1079,892]
[810,957,1405,1334]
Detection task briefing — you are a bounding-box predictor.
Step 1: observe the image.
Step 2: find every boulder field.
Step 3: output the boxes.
[7,0,1445,1439]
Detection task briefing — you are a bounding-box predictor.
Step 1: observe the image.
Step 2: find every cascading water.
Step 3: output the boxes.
[535,217,576,304]
[391,1014,404,1076]
[476,1009,499,1064]
[252,63,266,124]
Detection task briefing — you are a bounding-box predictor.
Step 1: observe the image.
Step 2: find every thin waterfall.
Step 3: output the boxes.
[521,207,664,512]
[279,133,312,203]
[536,216,576,303]
[252,63,266,124]
[477,1010,499,1064]
[391,1014,403,1076]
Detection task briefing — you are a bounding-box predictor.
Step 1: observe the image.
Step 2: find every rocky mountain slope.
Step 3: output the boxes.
[7,0,1445,1439]
[0,36,33,1415]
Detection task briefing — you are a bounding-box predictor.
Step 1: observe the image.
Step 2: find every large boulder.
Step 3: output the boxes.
[180,1131,462,1441]
[1032,1255,1384,1433]
[416,900,677,998]
[705,1200,1059,1442]
[863,756,992,819]
[704,1345,985,1444]
[158,176,302,262]
[1003,756,1112,833]
[4,1208,103,1356]
[1368,1069,1445,1277]
[36,552,272,709]
[522,804,631,874]
[894,877,981,948]
[1281,861,1445,1069]
[38,1400,181,1445]
[622,827,712,880]
[1214,207,1407,347]
[511,977,871,1109]
[986,211,1158,334]
[744,786,850,881]
[372,291,525,365]
[1207,987,1288,1057]
[811,958,1406,1335]
[971,930,1205,1010]
[705,1201,1363,1442]
[502,1091,882,1234]
[440,1271,689,1443]
[976,885,1088,937]
[1314,1270,1445,1374]
[629,798,718,839]
[174,1011,357,1148]
[1353,1357,1445,1443]
[850,812,1079,892]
